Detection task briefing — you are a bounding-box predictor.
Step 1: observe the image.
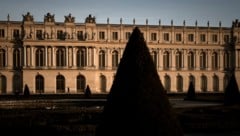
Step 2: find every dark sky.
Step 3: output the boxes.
[0,0,240,27]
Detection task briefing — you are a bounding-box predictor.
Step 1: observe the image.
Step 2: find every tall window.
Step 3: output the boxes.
[36,75,44,93]
[13,74,21,93]
[125,32,131,40]
[176,75,183,92]
[163,33,169,41]
[163,51,170,70]
[164,75,171,92]
[200,34,206,42]
[0,49,6,67]
[176,33,182,42]
[223,75,230,90]
[36,48,44,67]
[13,49,21,68]
[188,52,194,70]
[176,51,182,70]
[36,30,43,40]
[77,31,84,41]
[112,32,118,40]
[77,75,86,93]
[99,50,106,69]
[57,30,65,40]
[77,47,87,67]
[201,75,207,92]
[212,34,218,43]
[112,50,118,69]
[100,75,107,93]
[151,33,157,41]
[189,75,195,86]
[0,29,5,38]
[224,51,230,69]
[213,75,219,92]
[151,51,157,68]
[200,52,206,70]
[56,48,66,67]
[13,29,20,39]
[224,35,230,43]
[99,31,105,40]
[188,34,194,42]
[212,52,218,70]
[56,75,65,93]
[0,75,6,94]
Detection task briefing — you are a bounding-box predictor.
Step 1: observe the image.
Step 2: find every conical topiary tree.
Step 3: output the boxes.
[23,84,30,96]
[224,73,240,105]
[185,81,196,100]
[95,27,183,136]
[84,85,92,98]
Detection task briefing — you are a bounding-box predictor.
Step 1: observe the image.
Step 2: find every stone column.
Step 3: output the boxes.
[31,46,34,67]
[52,47,56,67]
[72,47,76,67]
[23,46,27,67]
[159,49,163,70]
[66,47,68,67]
[45,46,48,67]
[171,49,175,70]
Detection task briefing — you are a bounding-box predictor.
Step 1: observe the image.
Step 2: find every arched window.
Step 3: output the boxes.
[99,50,106,69]
[13,49,21,68]
[201,75,207,92]
[0,49,6,67]
[200,52,206,70]
[100,75,107,93]
[188,51,194,70]
[77,75,86,93]
[56,48,65,67]
[13,74,21,94]
[77,47,87,67]
[56,75,65,93]
[164,75,171,92]
[176,75,183,92]
[36,75,44,93]
[176,51,182,70]
[224,51,230,69]
[213,75,219,92]
[189,75,195,86]
[0,75,7,94]
[163,51,170,70]
[223,75,230,90]
[36,48,44,67]
[212,52,218,70]
[112,50,119,69]
[151,51,157,68]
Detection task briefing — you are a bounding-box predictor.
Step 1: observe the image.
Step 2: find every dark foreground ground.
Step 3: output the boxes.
[0,93,240,136]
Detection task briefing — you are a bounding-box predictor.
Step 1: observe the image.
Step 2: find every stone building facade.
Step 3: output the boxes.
[0,12,240,94]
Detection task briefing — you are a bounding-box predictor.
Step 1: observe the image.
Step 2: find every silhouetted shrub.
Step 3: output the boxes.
[84,85,92,98]
[23,84,30,96]
[224,74,240,106]
[185,81,196,100]
[96,27,183,136]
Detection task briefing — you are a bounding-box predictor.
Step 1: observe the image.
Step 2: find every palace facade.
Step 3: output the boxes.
[0,12,240,94]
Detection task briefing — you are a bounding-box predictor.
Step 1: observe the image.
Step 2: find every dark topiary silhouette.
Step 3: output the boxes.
[224,73,240,106]
[84,85,92,98]
[23,84,30,96]
[184,81,196,100]
[95,27,183,136]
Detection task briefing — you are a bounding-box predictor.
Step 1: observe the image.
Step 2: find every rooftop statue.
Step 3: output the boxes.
[22,12,34,22]
[85,14,96,23]
[44,12,55,23]
[64,13,75,23]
